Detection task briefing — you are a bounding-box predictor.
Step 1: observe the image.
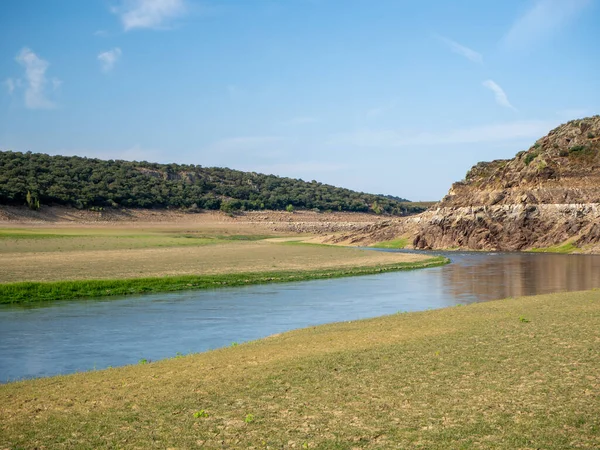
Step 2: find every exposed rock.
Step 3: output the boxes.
[330,116,600,253]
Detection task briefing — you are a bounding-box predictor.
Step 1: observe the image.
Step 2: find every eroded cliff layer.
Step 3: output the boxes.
[331,116,600,252]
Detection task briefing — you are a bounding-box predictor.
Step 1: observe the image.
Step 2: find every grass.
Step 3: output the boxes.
[371,238,409,249]
[0,227,277,254]
[1,289,599,448]
[529,242,579,254]
[0,224,432,283]
[0,257,448,304]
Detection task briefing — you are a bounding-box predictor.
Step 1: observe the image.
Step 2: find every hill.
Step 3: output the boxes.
[0,151,423,216]
[329,116,600,252]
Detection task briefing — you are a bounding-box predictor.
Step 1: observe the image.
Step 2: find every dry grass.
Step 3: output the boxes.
[1,290,599,448]
[0,224,427,283]
[0,240,427,283]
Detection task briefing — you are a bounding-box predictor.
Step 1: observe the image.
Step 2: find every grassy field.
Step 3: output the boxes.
[0,222,441,303]
[0,224,434,284]
[0,226,275,253]
[0,257,448,304]
[1,289,598,448]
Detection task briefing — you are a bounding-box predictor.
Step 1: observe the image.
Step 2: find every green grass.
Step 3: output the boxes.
[1,289,599,448]
[371,238,409,249]
[0,257,448,304]
[0,232,84,240]
[529,242,578,254]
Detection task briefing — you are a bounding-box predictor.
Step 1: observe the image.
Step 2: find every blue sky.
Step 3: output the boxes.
[1,0,598,200]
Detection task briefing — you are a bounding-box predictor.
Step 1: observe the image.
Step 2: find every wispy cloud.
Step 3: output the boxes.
[502,0,592,50]
[11,48,59,109]
[436,35,483,64]
[112,0,187,31]
[327,120,559,148]
[482,80,516,111]
[98,48,122,73]
[4,78,20,94]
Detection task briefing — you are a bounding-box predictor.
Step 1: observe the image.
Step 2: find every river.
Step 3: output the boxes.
[1,250,600,382]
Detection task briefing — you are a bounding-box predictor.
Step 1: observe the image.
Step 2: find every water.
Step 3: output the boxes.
[1,250,600,382]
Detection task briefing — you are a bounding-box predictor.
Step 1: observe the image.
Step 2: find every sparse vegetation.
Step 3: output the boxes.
[569,145,587,153]
[524,152,538,165]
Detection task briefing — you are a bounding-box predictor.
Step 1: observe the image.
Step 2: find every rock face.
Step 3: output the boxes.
[439,116,600,208]
[412,204,600,251]
[330,116,600,253]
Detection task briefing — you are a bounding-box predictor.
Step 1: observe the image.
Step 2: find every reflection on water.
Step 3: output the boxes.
[1,251,600,382]
[440,252,600,301]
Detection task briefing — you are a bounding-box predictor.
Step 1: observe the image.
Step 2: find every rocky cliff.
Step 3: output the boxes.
[330,116,600,253]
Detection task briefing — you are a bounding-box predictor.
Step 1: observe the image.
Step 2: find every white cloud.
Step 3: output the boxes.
[327,120,560,148]
[482,80,516,111]
[98,48,122,73]
[14,48,58,109]
[502,0,592,50]
[113,0,187,31]
[436,35,483,63]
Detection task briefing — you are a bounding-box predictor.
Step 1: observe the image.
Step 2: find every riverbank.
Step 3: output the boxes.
[0,221,435,283]
[1,289,598,448]
[0,257,447,304]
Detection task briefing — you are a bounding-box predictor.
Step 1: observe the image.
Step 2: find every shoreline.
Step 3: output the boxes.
[1,288,598,448]
[0,256,449,304]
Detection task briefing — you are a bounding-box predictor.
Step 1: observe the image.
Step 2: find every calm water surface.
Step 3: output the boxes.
[1,250,600,382]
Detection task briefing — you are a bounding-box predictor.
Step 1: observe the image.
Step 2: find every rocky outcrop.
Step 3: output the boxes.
[330,116,600,253]
[412,204,600,251]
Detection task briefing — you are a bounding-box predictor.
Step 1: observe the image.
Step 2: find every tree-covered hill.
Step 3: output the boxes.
[0,151,424,215]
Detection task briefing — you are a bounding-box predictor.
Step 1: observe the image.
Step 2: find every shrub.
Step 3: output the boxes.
[569,145,587,153]
[524,152,538,165]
